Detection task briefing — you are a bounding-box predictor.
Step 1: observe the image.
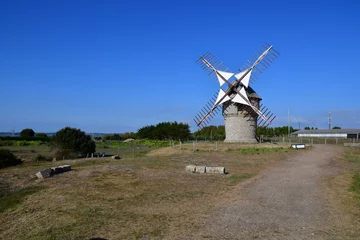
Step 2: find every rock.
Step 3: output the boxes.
[206,166,226,174]
[36,165,72,179]
[195,166,206,174]
[35,168,52,179]
[185,165,196,173]
[111,155,121,160]
[51,167,64,175]
[60,165,71,172]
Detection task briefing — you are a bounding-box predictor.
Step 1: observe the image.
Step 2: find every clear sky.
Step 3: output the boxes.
[1,0,359,133]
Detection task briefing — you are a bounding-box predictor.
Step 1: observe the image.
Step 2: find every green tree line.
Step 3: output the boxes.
[137,122,191,141]
[193,125,225,140]
[256,126,297,137]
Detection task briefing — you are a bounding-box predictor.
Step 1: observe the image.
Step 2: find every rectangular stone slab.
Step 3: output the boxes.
[185,165,196,173]
[36,168,52,179]
[195,166,206,174]
[206,166,225,174]
[51,167,64,174]
[60,165,71,172]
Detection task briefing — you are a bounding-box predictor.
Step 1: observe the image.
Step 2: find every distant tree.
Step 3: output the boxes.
[35,133,49,140]
[256,126,297,137]
[122,132,137,139]
[52,127,96,157]
[20,128,35,138]
[332,126,341,129]
[304,126,310,130]
[137,122,191,141]
[193,125,225,140]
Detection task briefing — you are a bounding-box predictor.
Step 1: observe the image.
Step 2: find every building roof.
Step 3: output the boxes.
[246,86,261,99]
[292,129,360,135]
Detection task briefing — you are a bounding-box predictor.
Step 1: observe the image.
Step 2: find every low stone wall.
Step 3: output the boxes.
[185,165,226,174]
[36,165,72,179]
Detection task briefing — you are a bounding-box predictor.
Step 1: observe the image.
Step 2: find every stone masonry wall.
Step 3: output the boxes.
[223,99,260,143]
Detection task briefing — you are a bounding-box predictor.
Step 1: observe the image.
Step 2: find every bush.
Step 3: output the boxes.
[20,128,35,138]
[0,149,22,169]
[52,127,96,157]
[0,141,14,147]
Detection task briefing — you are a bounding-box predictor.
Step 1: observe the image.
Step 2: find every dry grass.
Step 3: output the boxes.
[320,146,360,238]
[0,143,294,239]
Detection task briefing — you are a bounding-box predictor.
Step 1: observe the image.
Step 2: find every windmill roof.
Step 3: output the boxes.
[246,86,261,99]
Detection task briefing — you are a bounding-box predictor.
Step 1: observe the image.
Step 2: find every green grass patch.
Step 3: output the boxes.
[345,153,360,164]
[227,173,252,185]
[0,186,46,213]
[158,191,204,201]
[72,159,112,168]
[349,172,360,205]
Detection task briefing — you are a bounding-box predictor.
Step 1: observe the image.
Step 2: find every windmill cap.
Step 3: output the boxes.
[246,86,262,100]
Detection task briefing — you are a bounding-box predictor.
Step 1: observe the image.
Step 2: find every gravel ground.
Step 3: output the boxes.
[194,145,348,240]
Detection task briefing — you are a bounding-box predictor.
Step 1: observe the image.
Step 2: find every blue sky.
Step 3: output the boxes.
[1,0,359,133]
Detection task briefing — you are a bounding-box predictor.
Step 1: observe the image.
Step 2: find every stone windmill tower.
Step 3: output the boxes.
[193,43,279,143]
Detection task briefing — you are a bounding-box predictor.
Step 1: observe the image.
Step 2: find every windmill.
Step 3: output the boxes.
[193,42,280,142]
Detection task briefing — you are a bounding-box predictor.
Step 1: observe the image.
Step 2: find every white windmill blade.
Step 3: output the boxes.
[200,57,234,87]
[251,45,273,69]
[232,87,250,105]
[234,69,252,88]
[214,89,231,107]
[233,45,274,87]
[230,87,270,123]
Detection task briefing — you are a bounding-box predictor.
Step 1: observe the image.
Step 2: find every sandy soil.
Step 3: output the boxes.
[187,145,355,240]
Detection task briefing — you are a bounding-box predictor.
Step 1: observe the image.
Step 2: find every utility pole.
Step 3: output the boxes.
[328,112,332,130]
[288,108,290,136]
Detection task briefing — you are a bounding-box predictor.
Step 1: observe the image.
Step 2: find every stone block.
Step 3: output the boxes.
[206,166,226,174]
[51,167,64,175]
[36,168,52,179]
[195,166,206,174]
[185,165,196,173]
[60,165,71,172]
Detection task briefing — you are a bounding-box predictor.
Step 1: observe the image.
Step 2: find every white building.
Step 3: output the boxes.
[291,129,360,139]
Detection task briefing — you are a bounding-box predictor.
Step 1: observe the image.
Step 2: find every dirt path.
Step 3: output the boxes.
[194,145,347,239]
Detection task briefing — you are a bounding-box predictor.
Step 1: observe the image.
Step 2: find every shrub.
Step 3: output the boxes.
[0,149,22,169]
[20,128,35,138]
[52,127,96,158]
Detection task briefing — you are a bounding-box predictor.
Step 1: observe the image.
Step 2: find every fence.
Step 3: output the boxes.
[268,136,360,145]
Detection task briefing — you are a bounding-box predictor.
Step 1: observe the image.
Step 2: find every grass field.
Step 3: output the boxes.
[1,142,295,239]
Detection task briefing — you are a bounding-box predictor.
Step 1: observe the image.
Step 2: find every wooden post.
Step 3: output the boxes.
[193,141,195,152]
[325,138,327,144]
